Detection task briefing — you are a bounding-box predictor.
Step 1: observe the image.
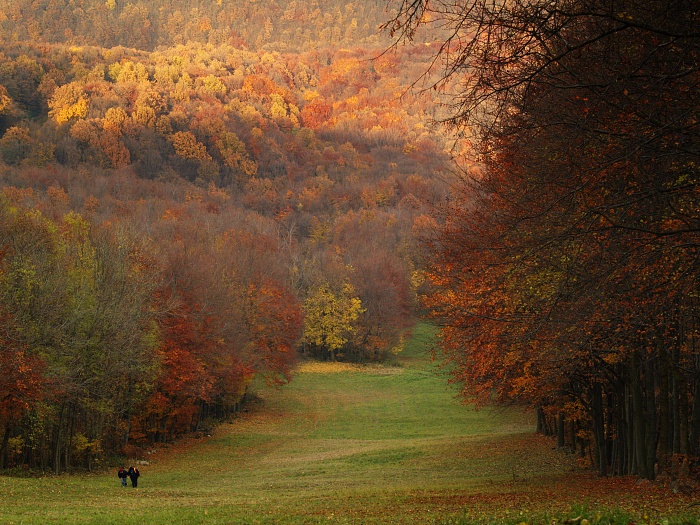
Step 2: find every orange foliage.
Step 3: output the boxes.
[0,326,47,434]
[242,75,289,99]
[245,280,303,383]
[300,98,332,129]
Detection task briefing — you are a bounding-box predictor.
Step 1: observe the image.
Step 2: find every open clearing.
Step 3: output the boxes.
[0,325,695,524]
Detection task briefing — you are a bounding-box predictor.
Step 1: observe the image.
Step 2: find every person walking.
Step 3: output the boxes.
[128,466,140,488]
[118,467,128,487]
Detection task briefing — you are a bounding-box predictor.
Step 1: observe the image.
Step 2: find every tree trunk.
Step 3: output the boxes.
[625,383,634,475]
[678,373,690,455]
[557,412,566,448]
[0,423,10,469]
[591,383,607,477]
[645,356,657,480]
[53,409,63,474]
[691,375,700,457]
[658,348,670,474]
[569,420,576,452]
[672,370,680,453]
[631,352,649,478]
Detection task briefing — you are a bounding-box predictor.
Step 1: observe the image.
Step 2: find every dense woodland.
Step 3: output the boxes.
[0,3,453,471]
[0,0,398,51]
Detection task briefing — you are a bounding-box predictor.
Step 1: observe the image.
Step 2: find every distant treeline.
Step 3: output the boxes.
[0,39,452,471]
[0,0,399,51]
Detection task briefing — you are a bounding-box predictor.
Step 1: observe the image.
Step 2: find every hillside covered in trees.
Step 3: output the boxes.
[0,0,453,472]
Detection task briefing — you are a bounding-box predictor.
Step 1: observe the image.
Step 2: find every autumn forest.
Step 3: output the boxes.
[1,0,700,508]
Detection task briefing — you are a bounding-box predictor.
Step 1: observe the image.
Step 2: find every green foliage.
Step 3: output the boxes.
[0,189,309,471]
[0,198,161,470]
[0,0,449,473]
[0,41,446,368]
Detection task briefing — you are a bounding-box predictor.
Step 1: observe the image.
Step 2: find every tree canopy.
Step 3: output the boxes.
[0,30,451,470]
[391,0,700,478]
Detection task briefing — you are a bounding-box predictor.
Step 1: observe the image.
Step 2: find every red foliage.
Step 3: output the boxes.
[0,312,48,434]
[245,280,303,383]
[300,98,332,130]
[134,287,222,441]
[242,75,289,99]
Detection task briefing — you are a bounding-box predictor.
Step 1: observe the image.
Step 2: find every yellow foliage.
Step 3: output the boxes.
[108,60,149,83]
[296,361,404,375]
[198,16,212,32]
[303,282,364,352]
[216,130,257,176]
[72,433,102,454]
[132,105,156,126]
[269,93,288,119]
[410,270,425,290]
[103,107,128,134]
[308,216,330,242]
[0,85,12,114]
[199,74,227,95]
[48,82,89,124]
[171,131,211,161]
[251,127,264,140]
[303,90,320,102]
[261,52,276,65]
[331,57,360,77]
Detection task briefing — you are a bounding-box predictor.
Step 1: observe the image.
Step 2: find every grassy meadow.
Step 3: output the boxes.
[1,324,697,524]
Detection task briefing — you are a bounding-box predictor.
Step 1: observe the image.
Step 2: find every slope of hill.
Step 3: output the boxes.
[0,0,454,469]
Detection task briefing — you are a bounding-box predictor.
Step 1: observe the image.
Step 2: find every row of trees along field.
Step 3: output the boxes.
[392,0,700,479]
[0,189,303,472]
[0,37,453,471]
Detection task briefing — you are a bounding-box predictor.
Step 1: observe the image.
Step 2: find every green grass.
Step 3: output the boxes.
[1,323,695,524]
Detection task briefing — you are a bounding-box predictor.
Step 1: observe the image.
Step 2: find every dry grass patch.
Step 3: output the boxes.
[296,361,404,375]
[296,361,365,373]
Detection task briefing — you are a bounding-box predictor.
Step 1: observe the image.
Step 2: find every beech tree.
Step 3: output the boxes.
[389,0,700,478]
[48,82,89,124]
[0,126,33,165]
[303,281,363,361]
